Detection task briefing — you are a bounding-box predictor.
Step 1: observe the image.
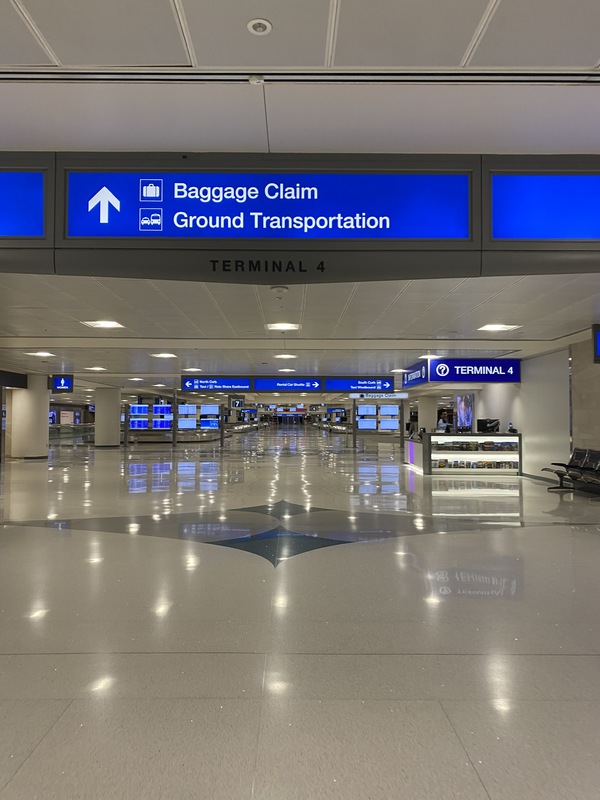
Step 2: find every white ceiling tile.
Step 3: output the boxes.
[471,0,600,67]
[22,0,188,66]
[335,0,490,67]
[0,0,52,65]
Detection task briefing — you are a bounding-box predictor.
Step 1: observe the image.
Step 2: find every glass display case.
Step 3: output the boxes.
[406,433,521,475]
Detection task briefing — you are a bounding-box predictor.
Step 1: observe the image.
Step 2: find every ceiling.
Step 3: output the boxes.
[1,0,600,407]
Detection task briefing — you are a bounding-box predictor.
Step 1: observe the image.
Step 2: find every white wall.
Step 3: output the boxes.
[520,351,570,478]
[570,337,600,449]
[475,383,523,431]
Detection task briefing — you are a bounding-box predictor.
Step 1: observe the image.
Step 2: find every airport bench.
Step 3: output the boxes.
[542,448,600,492]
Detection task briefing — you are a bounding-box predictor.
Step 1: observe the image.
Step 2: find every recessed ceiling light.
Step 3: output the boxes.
[266,323,300,331]
[419,355,441,360]
[84,367,106,371]
[153,383,166,387]
[151,353,177,359]
[25,351,55,357]
[127,378,143,381]
[182,368,202,372]
[247,18,272,35]
[81,320,124,329]
[278,368,296,373]
[273,392,280,396]
[390,368,407,373]
[478,324,522,332]
[274,354,297,359]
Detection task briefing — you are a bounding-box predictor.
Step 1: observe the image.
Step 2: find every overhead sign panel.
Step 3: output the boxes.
[0,171,45,237]
[66,171,470,240]
[324,377,394,392]
[51,375,74,393]
[254,377,322,391]
[492,174,600,240]
[181,377,251,391]
[429,358,521,383]
[402,363,429,389]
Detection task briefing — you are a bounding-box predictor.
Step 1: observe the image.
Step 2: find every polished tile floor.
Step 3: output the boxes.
[1,426,600,798]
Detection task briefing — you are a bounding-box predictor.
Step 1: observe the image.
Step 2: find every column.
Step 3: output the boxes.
[6,374,49,458]
[417,396,437,432]
[94,388,121,447]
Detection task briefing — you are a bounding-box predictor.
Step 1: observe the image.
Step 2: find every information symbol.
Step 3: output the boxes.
[436,363,450,377]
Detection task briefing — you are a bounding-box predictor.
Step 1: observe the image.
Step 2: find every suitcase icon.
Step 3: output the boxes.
[142,183,160,198]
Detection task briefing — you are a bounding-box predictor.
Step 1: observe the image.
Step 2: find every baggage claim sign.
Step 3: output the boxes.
[67,172,470,242]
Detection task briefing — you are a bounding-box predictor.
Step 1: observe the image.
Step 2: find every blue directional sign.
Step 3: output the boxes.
[0,171,44,237]
[253,377,322,391]
[429,358,521,383]
[52,375,74,393]
[324,377,394,392]
[200,419,220,429]
[492,174,600,239]
[594,325,600,364]
[402,363,429,389]
[181,377,251,391]
[66,171,470,240]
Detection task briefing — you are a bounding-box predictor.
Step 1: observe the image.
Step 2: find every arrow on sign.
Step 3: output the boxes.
[88,186,120,223]
[183,380,193,389]
[383,381,392,389]
[312,381,319,388]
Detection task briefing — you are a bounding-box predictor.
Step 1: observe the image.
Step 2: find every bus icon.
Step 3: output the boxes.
[139,208,163,231]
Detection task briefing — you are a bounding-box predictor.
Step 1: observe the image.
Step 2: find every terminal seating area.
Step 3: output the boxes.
[543,448,600,492]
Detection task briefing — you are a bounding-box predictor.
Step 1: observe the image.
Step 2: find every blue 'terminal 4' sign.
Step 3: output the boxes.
[429,359,521,383]
[181,377,251,391]
[324,377,394,392]
[0,172,45,237]
[492,174,600,240]
[67,172,470,240]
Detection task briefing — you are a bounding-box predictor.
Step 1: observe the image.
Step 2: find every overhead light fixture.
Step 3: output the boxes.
[81,320,124,329]
[478,324,522,332]
[127,378,143,381]
[278,368,296,373]
[247,18,272,35]
[153,383,166,388]
[25,351,55,357]
[84,366,106,371]
[266,323,300,331]
[151,353,177,359]
[274,354,297,359]
[390,368,407,373]
[419,355,441,360]
[182,368,202,372]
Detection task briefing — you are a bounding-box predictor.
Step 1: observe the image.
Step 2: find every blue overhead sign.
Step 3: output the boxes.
[52,375,74,393]
[66,171,470,240]
[324,377,394,392]
[253,377,322,391]
[429,358,521,383]
[0,171,45,237]
[402,363,429,389]
[492,174,600,240]
[181,377,251,391]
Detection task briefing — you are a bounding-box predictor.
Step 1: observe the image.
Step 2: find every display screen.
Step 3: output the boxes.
[269,404,277,409]
[178,404,197,414]
[200,418,219,429]
[379,419,399,430]
[152,419,171,429]
[379,405,399,416]
[456,394,474,429]
[52,375,74,393]
[358,418,377,430]
[130,419,149,429]
[358,405,377,416]
[153,404,171,414]
[130,404,148,415]
[200,404,220,415]
[178,418,197,429]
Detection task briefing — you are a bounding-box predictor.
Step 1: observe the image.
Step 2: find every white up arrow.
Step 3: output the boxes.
[88,187,120,224]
